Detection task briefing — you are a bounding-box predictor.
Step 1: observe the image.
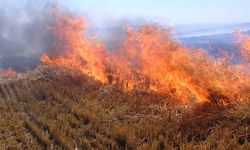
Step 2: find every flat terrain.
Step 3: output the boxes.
[0,65,249,150]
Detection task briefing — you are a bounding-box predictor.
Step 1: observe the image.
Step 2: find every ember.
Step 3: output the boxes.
[0,68,16,75]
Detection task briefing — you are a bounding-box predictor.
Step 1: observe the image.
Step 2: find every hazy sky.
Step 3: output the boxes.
[58,0,250,25]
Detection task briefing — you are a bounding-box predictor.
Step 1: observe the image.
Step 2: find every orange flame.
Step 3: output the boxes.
[238,32,250,62]
[41,8,108,83]
[41,9,250,104]
[0,68,16,75]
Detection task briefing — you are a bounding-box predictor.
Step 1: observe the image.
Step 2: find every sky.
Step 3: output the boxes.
[57,0,250,25]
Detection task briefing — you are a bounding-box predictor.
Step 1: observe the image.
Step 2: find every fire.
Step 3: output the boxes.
[239,32,250,62]
[41,9,250,104]
[41,8,108,83]
[0,68,16,75]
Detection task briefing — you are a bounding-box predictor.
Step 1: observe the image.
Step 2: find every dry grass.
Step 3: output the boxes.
[0,65,249,149]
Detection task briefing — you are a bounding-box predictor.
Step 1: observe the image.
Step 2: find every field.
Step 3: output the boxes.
[0,64,249,150]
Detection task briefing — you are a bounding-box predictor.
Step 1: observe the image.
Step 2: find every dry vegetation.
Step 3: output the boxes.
[0,64,249,150]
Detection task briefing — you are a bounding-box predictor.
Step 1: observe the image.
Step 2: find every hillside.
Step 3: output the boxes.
[174,23,250,37]
[0,64,249,150]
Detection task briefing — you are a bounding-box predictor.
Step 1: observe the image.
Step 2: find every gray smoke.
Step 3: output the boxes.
[0,0,55,71]
[0,0,169,71]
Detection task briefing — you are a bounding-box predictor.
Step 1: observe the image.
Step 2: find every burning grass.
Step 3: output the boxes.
[0,65,249,149]
[41,8,250,105]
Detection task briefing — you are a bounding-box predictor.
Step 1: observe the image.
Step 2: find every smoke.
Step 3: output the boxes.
[0,0,55,71]
[90,17,170,50]
[0,0,171,71]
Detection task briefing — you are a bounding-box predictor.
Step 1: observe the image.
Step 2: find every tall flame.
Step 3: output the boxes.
[41,8,108,82]
[239,31,250,62]
[41,9,250,104]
